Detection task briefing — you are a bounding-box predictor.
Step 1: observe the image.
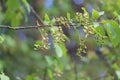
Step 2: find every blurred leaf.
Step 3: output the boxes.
[51,18,56,25]
[59,42,67,56]
[44,14,50,25]
[45,56,53,66]
[4,0,23,26]
[36,20,40,26]
[0,36,4,43]
[22,0,30,13]
[54,43,63,57]
[116,71,120,79]
[99,11,104,16]
[92,9,104,19]
[47,69,54,80]
[34,40,44,46]
[5,0,20,10]
[0,12,4,23]
[4,35,16,47]
[95,26,105,36]
[92,9,99,19]
[0,73,10,80]
[113,63,120,70]
[11,12,22,26]
[105,20,120,47]
[82,7,89,18]
[67,12,70,20]
[45,14,50,22]
[4,0,29,26]
[93,22,99,28]
[0,60,4,70]
[26,75,41,80]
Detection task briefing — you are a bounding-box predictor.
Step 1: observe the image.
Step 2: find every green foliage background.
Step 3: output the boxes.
[0,0,120,80]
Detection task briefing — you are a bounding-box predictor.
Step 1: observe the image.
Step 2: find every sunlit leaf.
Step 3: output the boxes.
[45,14,50,21]
[92,9,99,19]
[92,9,104,19]
[0,73,10,80]
[116,71,120,79]
[95,26,105,36]
[99,11,104,16]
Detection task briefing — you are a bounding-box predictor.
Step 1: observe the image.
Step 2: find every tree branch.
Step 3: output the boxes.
[29,4,44,25]
[0,24,78,30]
[0,25,39,30]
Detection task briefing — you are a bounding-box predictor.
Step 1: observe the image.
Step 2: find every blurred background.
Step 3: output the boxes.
[0,0,120,80]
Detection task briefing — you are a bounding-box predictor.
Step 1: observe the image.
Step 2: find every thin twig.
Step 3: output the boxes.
[29,4,44,25]
[0,24,79,30]
[0,25,39,30]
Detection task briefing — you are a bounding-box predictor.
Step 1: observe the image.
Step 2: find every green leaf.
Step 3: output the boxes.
[0,36,4,43]
[67,12,70,20]
[59,42,67,56]
[54,43,63,57]
[0,12,4,24]
[26,75,41,80]
[44,14,50,21]
[44,14,50,25]
[92,9,99,19]
[99,11,104,16]
[92,9,104,19]
[11,13,22,26]
[0,73,10,80]
[35,40,44,45]
[22,0,30,13]
[93,22,99,28]
[51,18,56,25]
[116,71,120,79]
[47,69,54,80]
[6,0,20,10]
[105,20,120,47]
[45,56,53,66]
[95,26,105,36]
[5,0,24,26]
